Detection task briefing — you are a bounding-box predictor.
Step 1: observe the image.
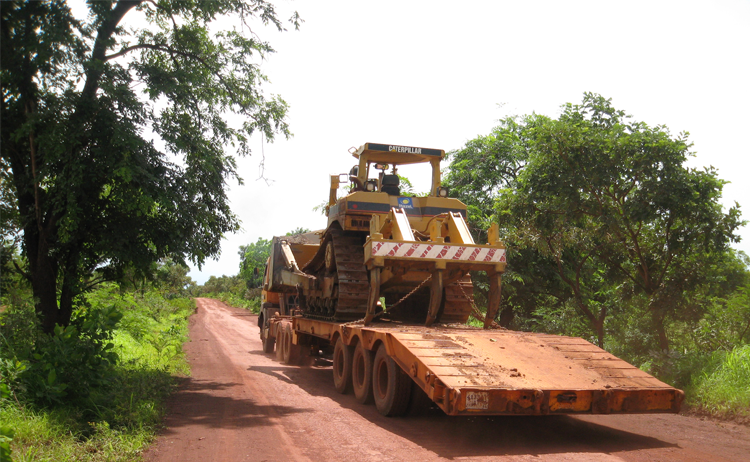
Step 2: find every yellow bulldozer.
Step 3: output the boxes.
[264,142,506,328]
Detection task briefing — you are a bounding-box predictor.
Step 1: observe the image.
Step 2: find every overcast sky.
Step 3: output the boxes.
[187,0,750,284]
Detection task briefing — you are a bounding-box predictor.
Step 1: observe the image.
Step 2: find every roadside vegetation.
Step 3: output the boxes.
[0,259,194,461]
[2,1,296,459]
[192,274,261,313]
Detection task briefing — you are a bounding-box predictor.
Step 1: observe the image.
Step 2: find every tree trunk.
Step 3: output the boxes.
[572,296,606,348]
[593,319,605,349]
[31,249,61,334]
[651,311,669,352]
[24,219,70,333]
[499,305,514,328]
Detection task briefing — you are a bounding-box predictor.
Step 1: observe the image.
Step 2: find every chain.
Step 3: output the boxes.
[458,281,506,330]
[342,274,433,326]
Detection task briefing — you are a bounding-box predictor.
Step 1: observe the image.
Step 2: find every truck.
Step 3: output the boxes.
[258,142,684,417]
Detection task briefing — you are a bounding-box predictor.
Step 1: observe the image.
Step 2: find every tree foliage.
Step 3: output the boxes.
[444,116,529,240]
[238,237,271,288]
[448,93,745,350]
[1,0,297,332]
[238,227,311,289]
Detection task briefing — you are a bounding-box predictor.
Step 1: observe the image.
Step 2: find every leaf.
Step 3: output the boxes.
[47,368,57,386]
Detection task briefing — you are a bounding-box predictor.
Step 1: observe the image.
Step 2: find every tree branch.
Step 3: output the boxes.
[81,0,144,102]
[13,260,32,282]
[105,42,245,111]
[738,319,750,344]
[82,275,110,292]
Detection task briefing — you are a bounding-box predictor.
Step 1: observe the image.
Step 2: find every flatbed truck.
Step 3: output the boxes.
[257,142,684,417]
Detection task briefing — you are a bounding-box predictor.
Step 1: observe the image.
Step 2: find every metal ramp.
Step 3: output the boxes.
[377,325,683,416]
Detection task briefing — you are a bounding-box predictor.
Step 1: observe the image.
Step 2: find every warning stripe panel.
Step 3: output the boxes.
[371,242,506,263]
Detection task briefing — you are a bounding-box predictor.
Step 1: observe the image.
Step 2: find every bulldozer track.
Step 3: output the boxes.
[303,234,369,321]
[331,235,369,320]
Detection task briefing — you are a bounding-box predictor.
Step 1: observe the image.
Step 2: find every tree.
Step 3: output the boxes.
[238,237,271,288]
[444,116,551,327]
[238,228,311,288]
[153,258,195,297]
[1,1,298,332]
[498,93,743,349]
[444,116,529,241]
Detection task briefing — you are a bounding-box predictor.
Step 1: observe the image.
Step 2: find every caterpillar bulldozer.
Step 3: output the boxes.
[264,142,506,328]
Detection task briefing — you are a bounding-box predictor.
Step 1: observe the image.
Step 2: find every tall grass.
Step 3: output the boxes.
[0,286,194,461]
[691,345,750,419]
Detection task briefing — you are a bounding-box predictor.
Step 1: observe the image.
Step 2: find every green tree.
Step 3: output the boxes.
[238,237,271,288]
[238,228,311,288]
[444,116,553,327]
[199,274,246,297]
[498,93,743,349]
[444,116,529,240]
[153,258,195,297]
[689,251,750,351]
[1,0,298,332]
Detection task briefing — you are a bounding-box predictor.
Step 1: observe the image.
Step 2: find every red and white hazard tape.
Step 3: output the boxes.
[370,241,506,263]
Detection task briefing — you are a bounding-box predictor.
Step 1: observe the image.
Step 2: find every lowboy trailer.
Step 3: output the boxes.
[264,315,683,417]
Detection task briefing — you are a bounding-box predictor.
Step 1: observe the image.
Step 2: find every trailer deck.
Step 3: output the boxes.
[292,318,683,416]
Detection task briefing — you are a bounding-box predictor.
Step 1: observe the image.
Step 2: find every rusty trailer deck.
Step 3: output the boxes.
[293,318,684,416]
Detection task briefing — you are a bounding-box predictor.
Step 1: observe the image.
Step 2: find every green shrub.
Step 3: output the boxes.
[0,302,38,360]
[636,349,722,390]
[20,304,122,406]
[0,286,194,460]
[203,291,261,313]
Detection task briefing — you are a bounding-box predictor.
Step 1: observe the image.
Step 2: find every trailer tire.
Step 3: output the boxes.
[275,325,286,362]
[261,326,275,354]
[373,343,412,416]
[333,337,353,394]
[407,380,434,416]
[281,323,300,364]
[352,341,374,404]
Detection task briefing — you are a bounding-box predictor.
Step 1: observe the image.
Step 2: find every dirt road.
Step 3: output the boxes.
[144,298,750,462]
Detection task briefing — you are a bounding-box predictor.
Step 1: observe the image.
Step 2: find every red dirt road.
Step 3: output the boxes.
[144,298,750,462]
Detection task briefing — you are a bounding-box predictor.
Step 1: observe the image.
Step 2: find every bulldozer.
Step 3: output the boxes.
[264,142,506,328]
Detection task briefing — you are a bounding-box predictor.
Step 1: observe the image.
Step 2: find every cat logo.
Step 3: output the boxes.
[398,197,414,209]
[389,145,423,154]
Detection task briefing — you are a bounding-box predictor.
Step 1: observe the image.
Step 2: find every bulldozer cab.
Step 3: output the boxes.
[350,143,445,197]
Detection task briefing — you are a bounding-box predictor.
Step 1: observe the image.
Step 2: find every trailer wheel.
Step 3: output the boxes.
[352,341,374,404]
[333,337,353,394]
[281,323,300,364]
[373,343,412,416]
[261,326,275,354]
[407,380,434,416]
[275,325,286,362]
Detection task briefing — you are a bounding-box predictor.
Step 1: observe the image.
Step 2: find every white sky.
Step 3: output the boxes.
[166,0,749,284]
